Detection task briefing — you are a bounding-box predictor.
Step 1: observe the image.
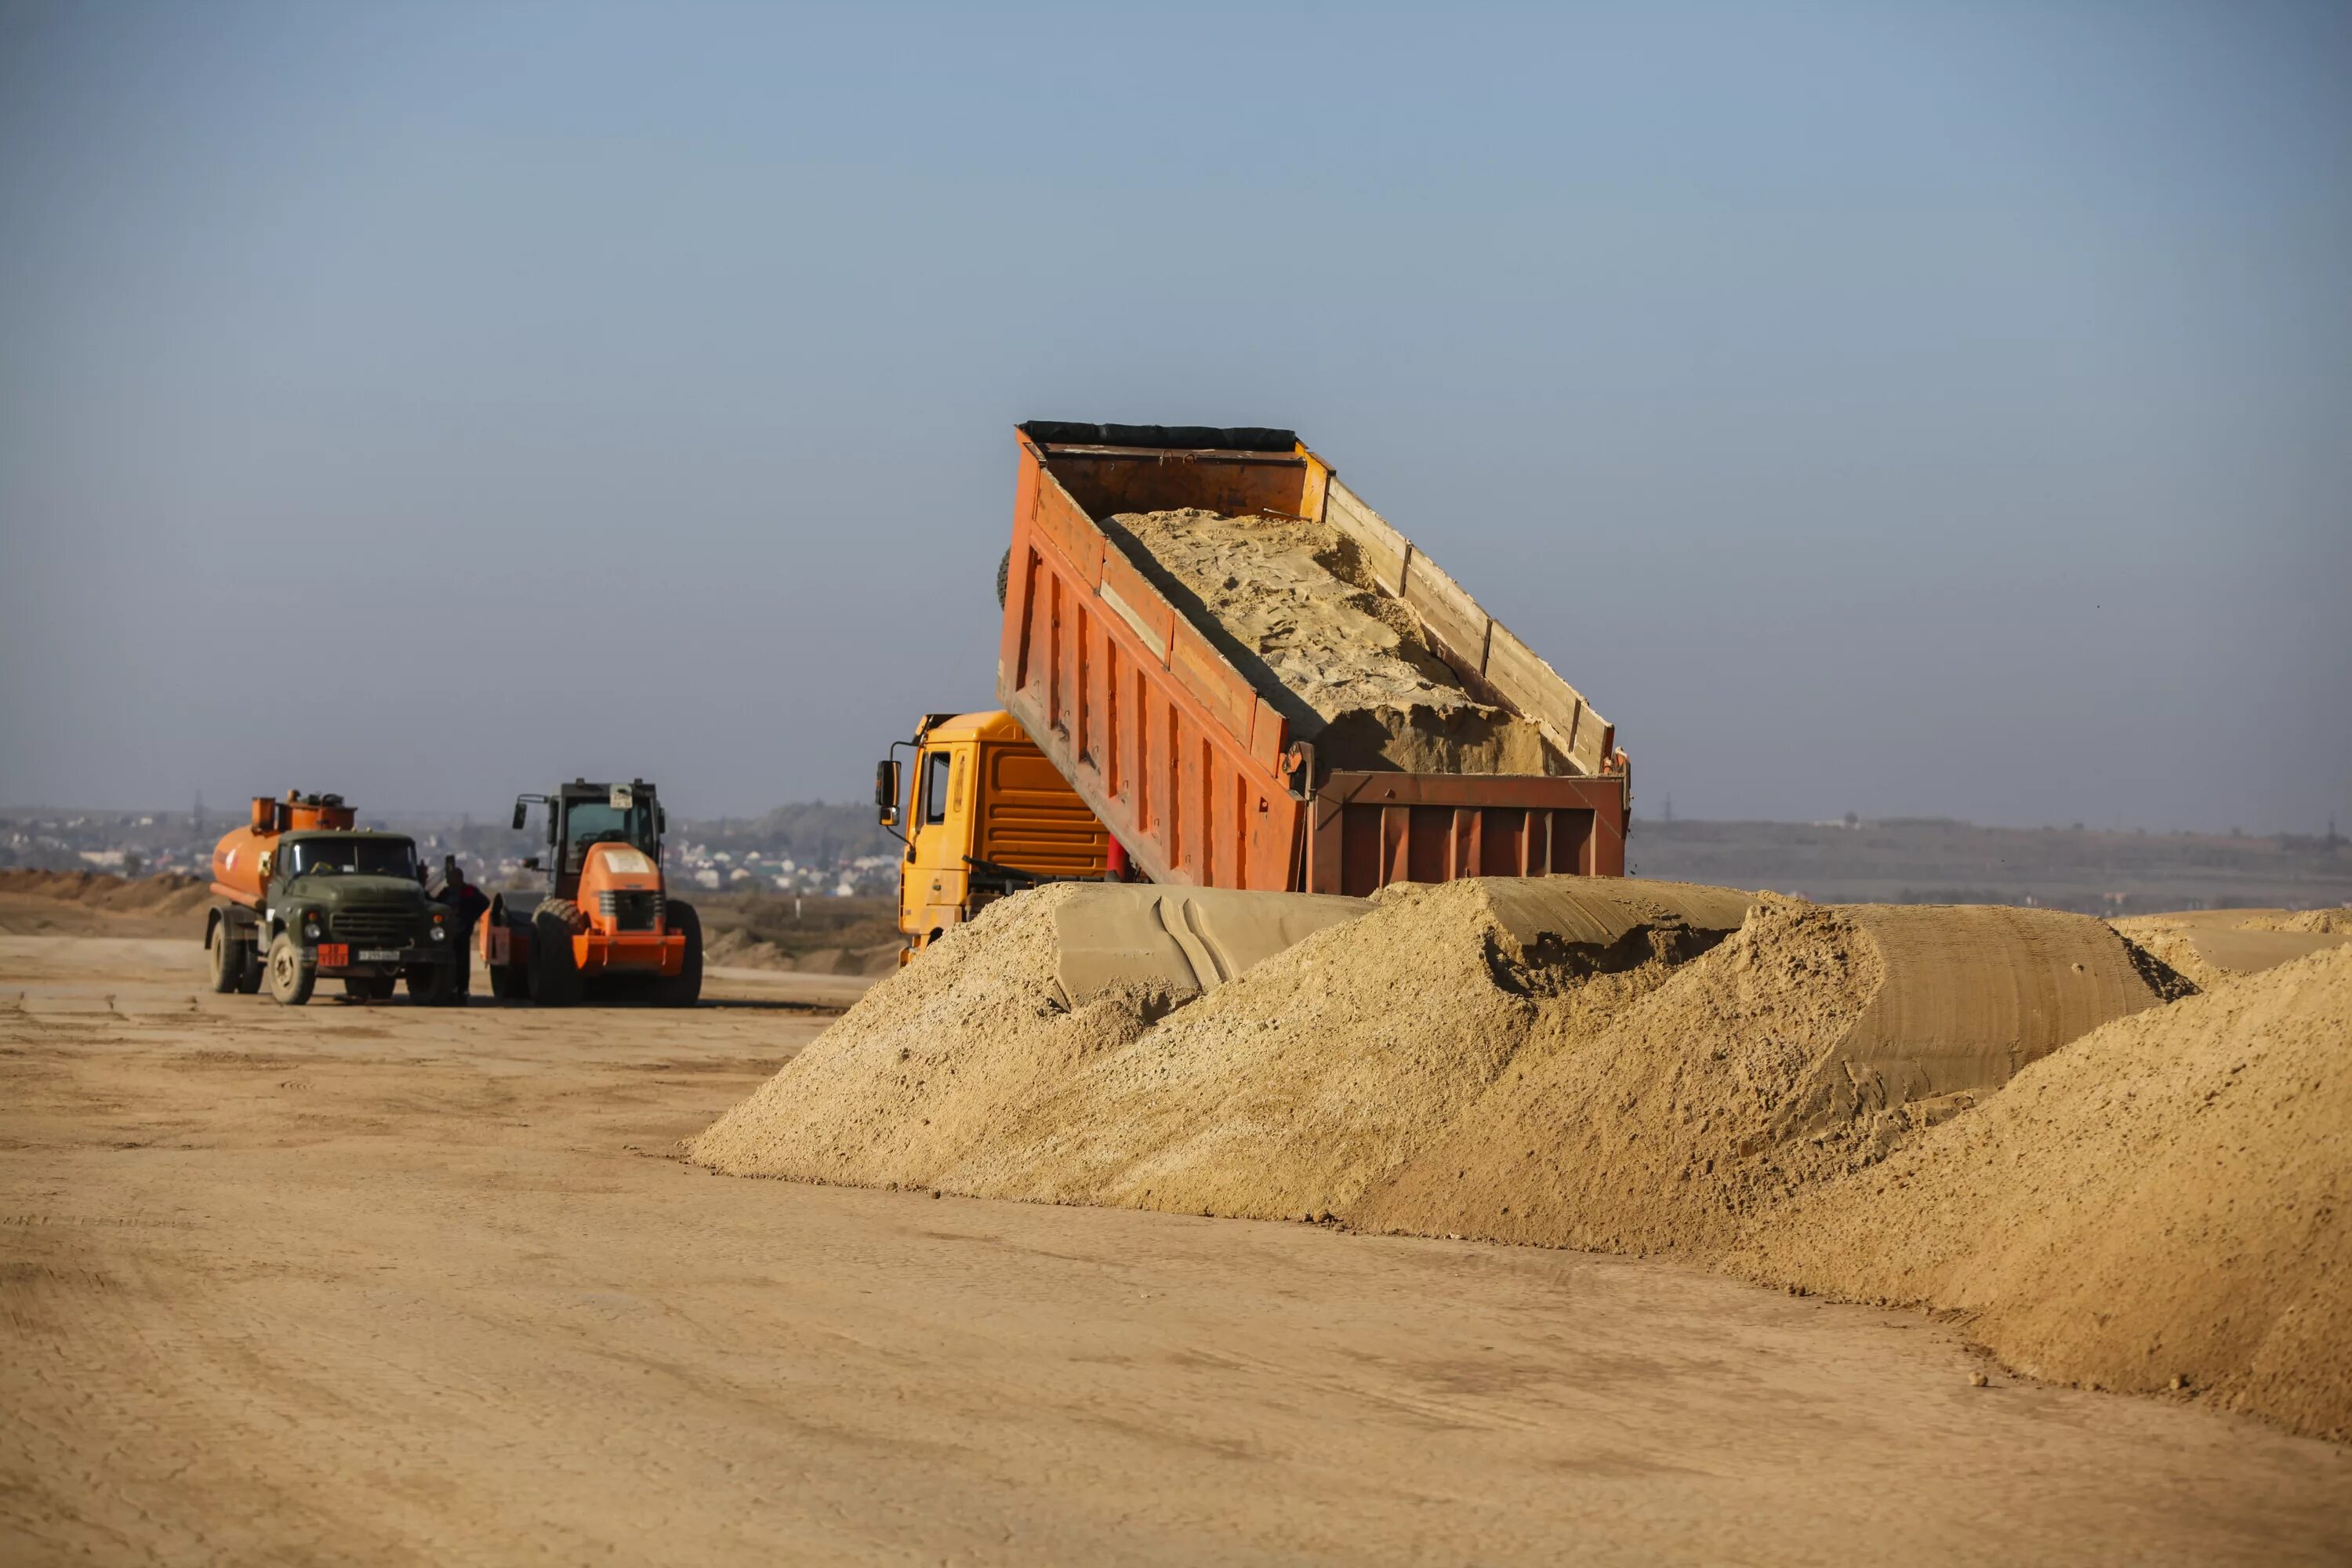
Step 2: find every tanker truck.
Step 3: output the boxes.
[878,422,1632,956]
[202,790,461,1006]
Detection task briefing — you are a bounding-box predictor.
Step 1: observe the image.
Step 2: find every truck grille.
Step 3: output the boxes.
[600,890,662,932]
[331,906,414,946]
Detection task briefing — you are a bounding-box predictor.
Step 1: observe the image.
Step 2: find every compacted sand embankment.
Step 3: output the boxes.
[692,880,2352,1441]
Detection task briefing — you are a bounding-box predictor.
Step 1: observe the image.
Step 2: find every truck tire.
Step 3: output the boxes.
[238,943,265,994]
[343,975,397,1001]
[266,931,314,1007]
[206,920,244,994]
[406,962,456,1007]
[996,547,1011,608]
[529,900,586,1007]
[657,898,704,1007]
[488,949,528,1000]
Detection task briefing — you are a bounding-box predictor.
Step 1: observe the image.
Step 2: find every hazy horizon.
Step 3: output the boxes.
[5,2,2347,833]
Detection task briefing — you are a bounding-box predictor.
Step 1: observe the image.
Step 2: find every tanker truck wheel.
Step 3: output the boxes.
[206,920,244,994]
[343,975,397,1002]
[266,932,314,1007]
[656,898,704,1007]
[405,962,456,1007]
[529,900,586,1007]
[238,943,265,994]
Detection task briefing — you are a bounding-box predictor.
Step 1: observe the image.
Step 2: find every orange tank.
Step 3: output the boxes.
[210,789,358,904]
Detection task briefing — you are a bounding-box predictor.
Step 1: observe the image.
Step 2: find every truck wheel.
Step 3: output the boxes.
[658,898,704,1007]
[406,963,456,1007]
[488,955,528,1000]
[206,920,243,993]
[266,932,314,1007]
[238,943,265,994]
[529,900,586,1007]
[343,975,397,1001]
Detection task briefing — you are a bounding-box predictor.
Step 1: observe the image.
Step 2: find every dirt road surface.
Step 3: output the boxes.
[5,935,2347,1565]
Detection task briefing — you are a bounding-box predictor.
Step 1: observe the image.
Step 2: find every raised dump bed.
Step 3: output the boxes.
[997,422,1630,895]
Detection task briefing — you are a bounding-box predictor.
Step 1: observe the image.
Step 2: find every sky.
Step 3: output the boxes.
[2,0,2347,830]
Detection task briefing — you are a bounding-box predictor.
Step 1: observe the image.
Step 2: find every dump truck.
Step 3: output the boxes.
[880,421,1632,952]
[203,790,461,1006]
[876,709,1116,955]
[478,779,702,1007]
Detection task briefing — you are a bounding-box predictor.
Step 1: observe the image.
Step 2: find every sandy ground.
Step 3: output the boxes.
[5,936,2348,1566]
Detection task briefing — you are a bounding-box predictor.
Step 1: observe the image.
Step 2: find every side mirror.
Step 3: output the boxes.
[522,855,543,873]
[656,805,667,833]
[510,800,528,831]
[874,759,900,826]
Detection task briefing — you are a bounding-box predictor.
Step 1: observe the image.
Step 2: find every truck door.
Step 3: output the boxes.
[904,745,973,944]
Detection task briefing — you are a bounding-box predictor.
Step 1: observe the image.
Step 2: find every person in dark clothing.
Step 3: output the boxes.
[436,855,492,1000]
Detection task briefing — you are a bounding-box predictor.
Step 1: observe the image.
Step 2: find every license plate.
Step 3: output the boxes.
[357,949,404,964]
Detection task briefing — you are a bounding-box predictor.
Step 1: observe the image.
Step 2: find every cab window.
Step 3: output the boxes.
[922,751,952,826]
[562,798,656,869]
[286,838,420,879]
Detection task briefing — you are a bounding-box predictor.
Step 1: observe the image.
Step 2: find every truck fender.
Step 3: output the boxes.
[205,902,259,948]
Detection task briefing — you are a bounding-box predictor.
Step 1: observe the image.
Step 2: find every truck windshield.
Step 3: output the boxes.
[564,798,656,867]
[286,838,420,879]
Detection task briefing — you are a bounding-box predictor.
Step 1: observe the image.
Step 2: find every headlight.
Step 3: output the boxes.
[302,912,322,939]
[430,925,448,942]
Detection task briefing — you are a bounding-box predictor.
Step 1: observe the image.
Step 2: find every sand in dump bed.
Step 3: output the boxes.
[1101,509,1570,775]
[1735,943,2352,1441]
[1352,901,2173,1256]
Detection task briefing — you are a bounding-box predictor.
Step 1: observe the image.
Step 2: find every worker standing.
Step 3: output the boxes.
[435,855,492,1002]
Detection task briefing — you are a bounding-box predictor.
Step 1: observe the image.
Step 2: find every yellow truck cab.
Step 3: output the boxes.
[877,710,1112,957]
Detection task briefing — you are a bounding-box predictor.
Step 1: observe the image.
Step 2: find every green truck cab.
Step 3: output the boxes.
[205,824,460,1007]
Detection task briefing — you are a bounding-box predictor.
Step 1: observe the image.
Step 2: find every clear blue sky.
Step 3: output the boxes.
[3,0,2346,829]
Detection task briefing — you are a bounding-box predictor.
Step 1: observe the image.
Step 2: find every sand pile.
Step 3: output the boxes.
[0,869,209,915]
[688,884,1185,1185]
[0,870,211,934]
[1354,902,2172,1256]
[1737,943,2352,1440]
[1102,509,1567,775]
[2267,907,2352,934]
[950,879,1754,1218]
[690,878,1751,1204]
[702,928,902,976]
[2113,908,2350,990]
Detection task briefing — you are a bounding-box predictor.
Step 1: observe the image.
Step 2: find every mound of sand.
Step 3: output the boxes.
[691,878,1751,1203]
[2259,907,2352,935]
[0,870,211,935]
[952,879,1755,1219]
[2113,909,2350,990]
[1102,509,1567,775]
[0,869,209,913]
[1737,943,2352,1441]
[702,928,902,976]
[689,885,1182,1185]
[1354,902,2173,1256]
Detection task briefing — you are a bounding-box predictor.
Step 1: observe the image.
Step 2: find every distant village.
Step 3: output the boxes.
[0,800,902,898]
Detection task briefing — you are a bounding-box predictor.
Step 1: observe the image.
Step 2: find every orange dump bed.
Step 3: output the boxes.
[996,423,1629,895]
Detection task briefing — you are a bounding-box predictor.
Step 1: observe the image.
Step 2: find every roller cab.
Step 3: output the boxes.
[481,779,702,1007]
